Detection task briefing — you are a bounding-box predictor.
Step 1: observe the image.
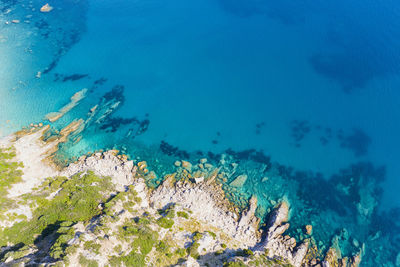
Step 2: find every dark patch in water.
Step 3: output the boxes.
[255,122,265,135]
[103,85,125,103]
[94,78,107,85]
[320,136,329,146]
[34,19,50,38]
[100,117,137,133]
[339,128,371,157]
[160,141,190,159]
[225,148,271,165]
[290,120,311,147]
[93,85,150,137]
[136,119,150,136]
[54,73,89,82]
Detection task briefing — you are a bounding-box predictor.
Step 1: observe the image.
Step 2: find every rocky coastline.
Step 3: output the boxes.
[0,124,362,267]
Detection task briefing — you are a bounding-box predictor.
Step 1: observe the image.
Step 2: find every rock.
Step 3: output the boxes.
[137,161,147,171]
[305,224,313,235]
[11,19,20,24]
[200,158,207,164]
[40,3,53,12]
[194,177,204,184]
[204,163,213,169]
[267,202,289,229]
[230,174,248,187]
[35,71,41,78]
[181,160,192,170]
[292,240,309,266]
[174,161,181,167]
[324,247,341,266]
[45,89,88,122]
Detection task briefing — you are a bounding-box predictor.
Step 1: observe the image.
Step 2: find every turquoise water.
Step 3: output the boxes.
[1,0,400,265]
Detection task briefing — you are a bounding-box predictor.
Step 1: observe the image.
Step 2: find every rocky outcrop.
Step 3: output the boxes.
[63,150,136,191]
[150,174,259,247]
[255,202,309,267]
[0,124,364,267]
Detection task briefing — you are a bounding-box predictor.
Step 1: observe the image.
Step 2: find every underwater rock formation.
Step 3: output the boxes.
[45,88,88,122]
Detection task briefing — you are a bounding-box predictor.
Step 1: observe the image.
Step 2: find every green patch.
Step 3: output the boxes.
[223,261,247,267]
[177,211,189,219]
[84,240,101,254]
[175,248,186,258]
[156,240,170,254]
[236,248,254,257]
[207,231,217,239]
[0,147,23,215]
[79,254,99,267]
[49,224,76,259]
[156,217,174,229]
[186,241,200,259]
[0,171,114,247]
[158,204,175,219]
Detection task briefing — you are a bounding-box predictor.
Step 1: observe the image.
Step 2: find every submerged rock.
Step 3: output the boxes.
[230,174,248,187]
[40,3,53,12]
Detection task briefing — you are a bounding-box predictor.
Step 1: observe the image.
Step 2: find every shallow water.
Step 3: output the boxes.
[1,0,400,265]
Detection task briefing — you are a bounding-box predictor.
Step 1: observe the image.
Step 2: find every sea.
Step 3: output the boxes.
[1,0,400,265]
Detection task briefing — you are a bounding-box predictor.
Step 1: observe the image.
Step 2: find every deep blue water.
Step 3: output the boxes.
[1,0,400,265]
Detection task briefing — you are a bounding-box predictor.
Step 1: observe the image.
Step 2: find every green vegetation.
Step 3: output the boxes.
[84,240,101,254]
[0,147,23,217]
[111,216,159,267]
[248,253,295,267]
[175,248,186,258]
[223,261,247,267]
[236,248,254,257]
[185,231,203,259]
[186,241,200,259]
[0,171,113,247]
[79,254,99,267]
[207,231,217,239]
[49,222,76,259]
[177,211,189,219]
[104,185,139,215]
[157,217,174,229]
[158,204,175,219]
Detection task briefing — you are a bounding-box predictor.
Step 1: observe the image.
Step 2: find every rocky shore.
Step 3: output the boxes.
[0,124,362,267]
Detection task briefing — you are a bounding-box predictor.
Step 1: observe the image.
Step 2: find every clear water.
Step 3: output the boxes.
[1,0,400,265]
